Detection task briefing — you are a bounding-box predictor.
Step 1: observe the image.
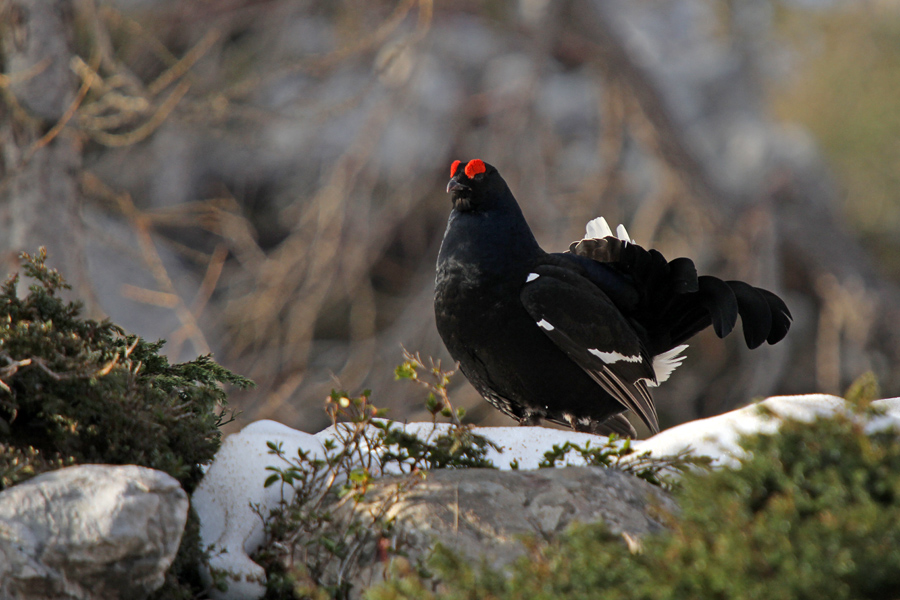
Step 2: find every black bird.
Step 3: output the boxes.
[434,159,791,437]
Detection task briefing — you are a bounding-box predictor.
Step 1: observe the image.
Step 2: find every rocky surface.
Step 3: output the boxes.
[0,464,188,600]
[344,466,675,591]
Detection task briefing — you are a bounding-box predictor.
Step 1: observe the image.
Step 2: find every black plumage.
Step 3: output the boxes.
[434,159,791,437]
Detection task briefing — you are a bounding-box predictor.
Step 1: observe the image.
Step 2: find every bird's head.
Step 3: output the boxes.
[446,159,508,212]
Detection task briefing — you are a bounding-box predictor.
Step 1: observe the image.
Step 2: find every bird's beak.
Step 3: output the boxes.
[447,177,469,194]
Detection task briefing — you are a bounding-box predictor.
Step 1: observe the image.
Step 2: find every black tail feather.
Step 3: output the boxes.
[663,304,712,351]
[727,280,773,349]
[759,288,792,345]
[668,257,699,293]
[568,232,790,352]
[698,275,738,339]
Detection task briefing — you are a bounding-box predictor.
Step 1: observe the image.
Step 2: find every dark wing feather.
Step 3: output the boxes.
[520,263,660,433]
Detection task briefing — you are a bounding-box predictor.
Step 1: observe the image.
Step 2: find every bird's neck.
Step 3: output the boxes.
[438,204,542,275]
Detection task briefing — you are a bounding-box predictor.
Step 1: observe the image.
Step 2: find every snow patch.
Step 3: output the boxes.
[635,395,900,468]
[193,421,326,600]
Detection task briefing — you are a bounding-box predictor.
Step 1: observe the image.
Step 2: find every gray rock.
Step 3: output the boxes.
[0,464,189,600]
[331,466,675,592]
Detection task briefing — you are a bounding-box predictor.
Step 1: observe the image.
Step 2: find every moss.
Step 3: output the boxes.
[0,249,252,493]
[372,404,900,599]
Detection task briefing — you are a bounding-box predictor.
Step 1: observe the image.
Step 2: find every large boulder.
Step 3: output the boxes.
[0,464,189,600]
[342,466,674,591]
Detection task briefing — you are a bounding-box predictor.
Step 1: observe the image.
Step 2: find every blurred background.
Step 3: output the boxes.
[2,0,900,436]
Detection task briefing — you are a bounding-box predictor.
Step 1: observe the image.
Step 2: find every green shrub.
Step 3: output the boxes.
[0,249,252,492]
[255,379,498,600]
[372,405,900,600]
[537,436,708,488]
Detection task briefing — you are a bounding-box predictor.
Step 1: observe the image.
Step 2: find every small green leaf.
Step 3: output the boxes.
[394,362,417,380]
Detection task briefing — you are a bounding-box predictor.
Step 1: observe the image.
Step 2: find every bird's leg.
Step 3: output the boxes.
[581,414,637,439]
[518,413,542,427]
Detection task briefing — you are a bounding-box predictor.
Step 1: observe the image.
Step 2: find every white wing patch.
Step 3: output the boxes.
[526,272,540,282]
[584,216,636,243]
[648,344,689,387]
[537,319,555,331]
[588,348,642,364]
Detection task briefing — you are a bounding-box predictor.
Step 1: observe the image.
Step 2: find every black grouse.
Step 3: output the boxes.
[434,159,791,438]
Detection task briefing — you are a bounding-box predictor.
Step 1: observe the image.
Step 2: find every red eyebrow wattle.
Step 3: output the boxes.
[450,160,461,177]
[465,159,486,178]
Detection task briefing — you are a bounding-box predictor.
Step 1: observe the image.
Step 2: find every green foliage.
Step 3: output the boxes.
[538,435,710,489]
[0,249,253,491]
[150,507,209,600]
[0,443,73,489]
[395,349,466,423]
[844,371,881,407]
[255,365,498,600]
[372,406,900,599]
[375,422,495,471]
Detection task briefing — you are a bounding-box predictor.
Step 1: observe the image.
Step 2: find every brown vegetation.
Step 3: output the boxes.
[2,0,898,435]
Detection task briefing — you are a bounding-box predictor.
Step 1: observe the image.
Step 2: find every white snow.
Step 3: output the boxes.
[192,420,326,599]
[195,394,900,600]
[635,394,900,468]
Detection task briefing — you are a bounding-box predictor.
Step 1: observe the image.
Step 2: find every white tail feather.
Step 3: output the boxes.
[585,217,613,239]
[584,216,636,243]
[649,344,688,387]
